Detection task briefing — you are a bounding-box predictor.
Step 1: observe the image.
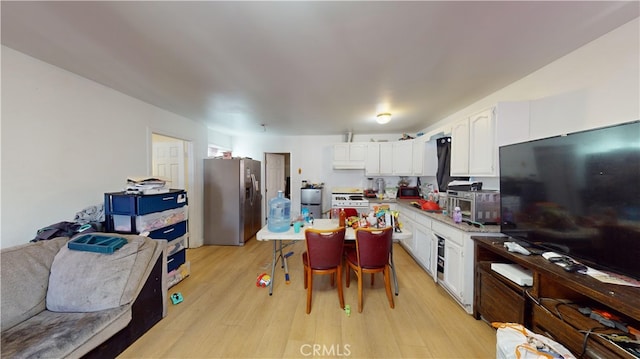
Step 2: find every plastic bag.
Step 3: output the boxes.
[493,322,576,359]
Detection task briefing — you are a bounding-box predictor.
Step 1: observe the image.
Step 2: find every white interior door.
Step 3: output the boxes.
[152,136,185,189]
[265,153,285,203]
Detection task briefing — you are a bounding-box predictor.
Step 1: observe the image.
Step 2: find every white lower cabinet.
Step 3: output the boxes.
[399,209,435,280]
[443,239,464,302]
[399,203,503,314]
[431,220,468,310]
[413,218,435,279]
[399,210,417,253]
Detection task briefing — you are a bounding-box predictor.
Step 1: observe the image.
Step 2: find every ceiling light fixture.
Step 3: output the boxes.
[376,112,392,124]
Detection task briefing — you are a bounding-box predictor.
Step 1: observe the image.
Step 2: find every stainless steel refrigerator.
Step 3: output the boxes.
[203,158,262,246]
[301,188,323,219]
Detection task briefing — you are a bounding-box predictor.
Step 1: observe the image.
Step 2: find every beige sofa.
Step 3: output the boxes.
[1,234,167,358]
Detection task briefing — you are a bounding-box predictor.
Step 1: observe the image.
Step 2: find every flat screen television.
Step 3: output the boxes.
[499,120,640,280]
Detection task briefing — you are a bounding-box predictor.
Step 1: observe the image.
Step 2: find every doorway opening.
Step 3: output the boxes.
[264,153,291,223]
[151,133,193,246]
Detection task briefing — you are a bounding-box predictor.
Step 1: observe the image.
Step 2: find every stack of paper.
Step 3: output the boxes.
[125,176,170,195]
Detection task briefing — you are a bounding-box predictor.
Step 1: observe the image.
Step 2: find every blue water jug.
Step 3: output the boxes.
[268,191,291,232]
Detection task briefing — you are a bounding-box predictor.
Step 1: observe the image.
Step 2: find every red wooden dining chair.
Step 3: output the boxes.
[345,226,394,313]
[302,227,346,314]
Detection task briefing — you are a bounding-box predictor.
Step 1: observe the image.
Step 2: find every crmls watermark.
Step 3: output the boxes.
[299,344,352,357]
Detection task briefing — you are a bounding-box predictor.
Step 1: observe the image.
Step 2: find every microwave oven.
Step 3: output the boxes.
[397,186,421,199]
[447,190,500,224]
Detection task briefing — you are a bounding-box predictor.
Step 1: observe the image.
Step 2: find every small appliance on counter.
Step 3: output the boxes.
[375,178,385,194]
[364,189,377,198]
[447,189,500,224]
[397,186,422,199]
[447,180,483,191]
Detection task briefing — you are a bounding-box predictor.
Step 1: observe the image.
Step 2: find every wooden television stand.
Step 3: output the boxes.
[472,236,640,358]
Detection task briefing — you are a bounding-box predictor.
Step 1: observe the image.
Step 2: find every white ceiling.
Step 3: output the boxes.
[2,1,638,137]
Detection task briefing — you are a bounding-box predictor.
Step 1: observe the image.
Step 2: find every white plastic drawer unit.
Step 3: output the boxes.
[166,236,186,257]
[107,206,188,234]
[104,190,187,215]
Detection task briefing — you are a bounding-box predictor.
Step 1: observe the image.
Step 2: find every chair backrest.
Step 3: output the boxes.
[305,227,346,270]
[354,227,393,268]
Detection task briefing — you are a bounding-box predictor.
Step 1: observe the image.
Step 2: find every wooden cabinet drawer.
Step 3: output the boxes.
[105,189,187,215]
[476,262,528,325]
[432,220,463,246]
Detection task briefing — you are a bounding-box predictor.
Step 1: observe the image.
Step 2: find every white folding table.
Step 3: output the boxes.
[256,218,412,296]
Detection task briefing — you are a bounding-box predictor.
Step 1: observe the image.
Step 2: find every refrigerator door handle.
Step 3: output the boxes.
[250,174,257,205]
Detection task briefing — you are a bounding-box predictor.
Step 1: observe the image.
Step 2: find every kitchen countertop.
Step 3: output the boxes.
[372,198,501,234]
[367,198,399,204]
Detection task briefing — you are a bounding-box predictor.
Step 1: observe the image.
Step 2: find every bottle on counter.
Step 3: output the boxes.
[453,206,462,224]
[339,208,346,227]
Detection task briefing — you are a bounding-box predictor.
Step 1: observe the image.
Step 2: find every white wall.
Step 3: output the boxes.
[423,18,639,138]
[1,46,208,248]
[208,128,232,150]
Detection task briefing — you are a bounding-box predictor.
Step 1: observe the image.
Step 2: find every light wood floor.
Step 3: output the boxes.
[119,238,497,358]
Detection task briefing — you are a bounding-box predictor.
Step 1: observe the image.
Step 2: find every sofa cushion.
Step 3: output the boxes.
[0,237,68,332]
[0,306,130,359]
[46,235,154,312]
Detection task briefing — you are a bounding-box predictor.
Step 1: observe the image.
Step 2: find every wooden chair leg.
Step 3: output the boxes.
[384,265,394,309]
[331,272,335,287]
[306,270,313,314]
[346,264,351,288]
[336,265,345,309]
[370,273,375,286]
[357,268,364,313]
[303,265,308,289]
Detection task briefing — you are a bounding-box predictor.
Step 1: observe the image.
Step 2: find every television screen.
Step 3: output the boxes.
[499,121,640,280]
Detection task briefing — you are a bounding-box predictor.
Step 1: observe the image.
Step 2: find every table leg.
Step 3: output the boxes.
[269,240,278,296]
[390,245,399,296]
[268,239,296,295]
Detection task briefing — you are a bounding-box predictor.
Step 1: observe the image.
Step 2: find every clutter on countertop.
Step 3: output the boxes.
[301,181,324,189]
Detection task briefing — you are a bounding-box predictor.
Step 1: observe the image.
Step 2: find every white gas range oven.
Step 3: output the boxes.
[331,187,370,214]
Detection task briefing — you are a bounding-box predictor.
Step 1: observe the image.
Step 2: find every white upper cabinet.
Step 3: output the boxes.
[468,108,496,175]
[365,142,396,175]
[379,142,393,175]
[366,142,392,175]
[451,102,530,176]
[365,143,380,175]
[333,143,367,169]
[411,137,425,176]
[450,119,470,175]
[392,140,413,175]
[423,139,439,177]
